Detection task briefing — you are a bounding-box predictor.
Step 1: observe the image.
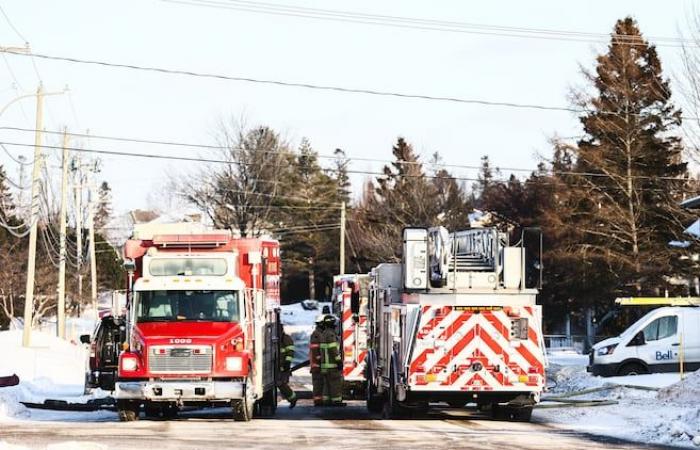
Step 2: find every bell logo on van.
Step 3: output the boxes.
[655,350,673,361]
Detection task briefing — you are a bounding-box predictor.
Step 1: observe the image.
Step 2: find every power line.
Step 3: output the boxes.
[1,126,696,182]
[0,4,28,43]
[5,48,692,121]
[4,140,699,189]
[166,0,696,48]
[2,48,696,123]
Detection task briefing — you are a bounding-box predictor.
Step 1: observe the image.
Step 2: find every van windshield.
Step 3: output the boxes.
[136,290,240,323]
[619,310,656,339]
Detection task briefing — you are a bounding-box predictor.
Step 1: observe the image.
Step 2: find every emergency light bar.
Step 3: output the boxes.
[153,234,230,248]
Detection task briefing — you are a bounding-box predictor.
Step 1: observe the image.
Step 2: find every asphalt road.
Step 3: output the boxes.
[0,400,675,450]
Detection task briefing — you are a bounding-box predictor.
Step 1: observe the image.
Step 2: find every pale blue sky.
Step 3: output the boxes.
[0,0,695,212]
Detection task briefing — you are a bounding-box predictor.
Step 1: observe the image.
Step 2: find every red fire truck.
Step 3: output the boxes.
[114,225,281,421]
[331,274,370,399]
[365,227,546,421]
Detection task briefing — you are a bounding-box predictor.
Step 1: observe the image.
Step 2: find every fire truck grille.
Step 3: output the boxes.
[149,346,213,374]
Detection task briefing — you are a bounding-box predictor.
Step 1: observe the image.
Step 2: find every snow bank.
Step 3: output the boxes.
[0,330,91,420]
[539,357,700,448]
[658,370,700,405]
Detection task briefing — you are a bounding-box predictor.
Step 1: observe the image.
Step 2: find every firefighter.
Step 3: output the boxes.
[309,314,325,406]
[278,328,297,409]
[320,314,344,406]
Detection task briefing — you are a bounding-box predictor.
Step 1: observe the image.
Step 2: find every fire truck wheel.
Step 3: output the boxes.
[255,386,277,418]
[491,403,533,422]
[366,367,383,413]
[232,375,255,421]
[382,362,404,419]
[117,400,140,422]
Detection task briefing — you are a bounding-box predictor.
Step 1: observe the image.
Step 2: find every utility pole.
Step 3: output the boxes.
[57,127,69,339]
[339,201,346,275]
[22,84,44,347]
[73,153,83,315]
[87,161,98,319]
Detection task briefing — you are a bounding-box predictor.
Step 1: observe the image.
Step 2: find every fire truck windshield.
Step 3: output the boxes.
[136,290,240,322]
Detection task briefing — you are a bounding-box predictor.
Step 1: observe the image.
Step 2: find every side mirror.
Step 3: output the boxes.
[79,334,91,345]
[629,331,645,346]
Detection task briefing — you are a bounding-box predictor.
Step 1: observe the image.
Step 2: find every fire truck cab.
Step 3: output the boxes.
[114,226,281,422]
[365,227,545,421]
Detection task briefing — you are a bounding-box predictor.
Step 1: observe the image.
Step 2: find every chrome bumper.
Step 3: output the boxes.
[115,380,244,401]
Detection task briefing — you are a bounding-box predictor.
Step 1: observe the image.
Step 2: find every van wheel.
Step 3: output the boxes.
[617,363,647,376]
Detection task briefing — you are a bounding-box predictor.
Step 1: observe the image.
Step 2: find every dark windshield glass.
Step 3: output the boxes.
[137,290,240,322]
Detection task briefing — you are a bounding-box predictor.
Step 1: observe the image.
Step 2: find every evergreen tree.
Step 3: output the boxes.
[0,165,14,222]
[332,148,351,205]
[94,181,112,230]
[352,137,471,268]
[274,138,346,301]
[567,17,693,296]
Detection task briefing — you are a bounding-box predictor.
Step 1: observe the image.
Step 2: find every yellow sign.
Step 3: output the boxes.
[454,306,503,311]
[615,297,700,306]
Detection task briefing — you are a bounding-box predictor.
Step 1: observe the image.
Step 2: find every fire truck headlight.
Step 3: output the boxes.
[226,356,243,371]
[121,356,138,372]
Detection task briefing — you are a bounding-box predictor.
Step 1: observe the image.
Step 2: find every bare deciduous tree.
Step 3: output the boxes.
[181,120,295,237]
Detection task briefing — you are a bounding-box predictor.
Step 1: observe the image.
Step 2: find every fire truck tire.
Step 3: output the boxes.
[382,361,404,419]
[491,403,533,422]
[365,363,383,413]
[255,386,277,418]
[232,375,255,422]
[117,400,140,422]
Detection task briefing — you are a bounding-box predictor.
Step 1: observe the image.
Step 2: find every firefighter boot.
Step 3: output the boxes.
[311,372,324,406]
[328,369,345,406]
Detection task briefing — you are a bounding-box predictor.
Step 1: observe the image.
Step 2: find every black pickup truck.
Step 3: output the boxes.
[80,315,126,393]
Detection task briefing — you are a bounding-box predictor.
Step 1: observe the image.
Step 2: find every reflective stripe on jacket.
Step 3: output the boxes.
[281,333,295,363]
[320,328,341,370]
[309,327,323,373]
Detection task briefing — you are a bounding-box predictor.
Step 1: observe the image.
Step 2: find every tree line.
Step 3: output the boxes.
[180,18,700,335]
[1,17,697,336]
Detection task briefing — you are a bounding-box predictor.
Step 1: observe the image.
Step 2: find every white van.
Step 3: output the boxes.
[588,306,700,377]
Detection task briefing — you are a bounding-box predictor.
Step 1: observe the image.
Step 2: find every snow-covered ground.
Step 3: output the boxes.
[540,349,700,447]
[0,329,112,423]
[6,303,700,448]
